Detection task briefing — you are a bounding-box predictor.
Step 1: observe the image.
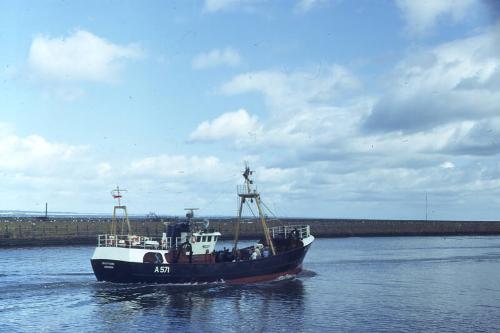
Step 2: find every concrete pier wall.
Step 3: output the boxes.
[1,217,500,247]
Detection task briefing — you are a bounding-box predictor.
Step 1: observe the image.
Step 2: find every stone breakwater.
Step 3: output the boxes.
[1,217,500,247]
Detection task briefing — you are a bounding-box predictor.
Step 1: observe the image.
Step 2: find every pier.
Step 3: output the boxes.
[1,216,500,247]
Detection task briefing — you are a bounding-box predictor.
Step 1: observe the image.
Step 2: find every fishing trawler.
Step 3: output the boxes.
[90,166,314,284]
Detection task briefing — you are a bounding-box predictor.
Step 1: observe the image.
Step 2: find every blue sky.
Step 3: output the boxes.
[1,0,500,219]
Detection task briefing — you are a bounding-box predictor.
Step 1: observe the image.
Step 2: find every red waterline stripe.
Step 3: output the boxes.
[226,266,302,284]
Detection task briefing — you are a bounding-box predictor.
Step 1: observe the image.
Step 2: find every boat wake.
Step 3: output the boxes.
[298,269,317,278]
[274,274,297,281]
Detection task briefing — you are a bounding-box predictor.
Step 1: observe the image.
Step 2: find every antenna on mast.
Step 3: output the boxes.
[243,161,253,184]
[110,185,132,235]
[184,208,200,239]
[111,186,127,206]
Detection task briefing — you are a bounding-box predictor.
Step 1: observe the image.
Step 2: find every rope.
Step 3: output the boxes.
[260,200,284,226]
[245,200,258,219]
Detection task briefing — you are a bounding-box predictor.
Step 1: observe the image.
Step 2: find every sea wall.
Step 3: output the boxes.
[1,217,500,247]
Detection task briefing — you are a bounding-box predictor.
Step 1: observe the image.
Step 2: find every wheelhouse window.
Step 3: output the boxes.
[207,235,212,242]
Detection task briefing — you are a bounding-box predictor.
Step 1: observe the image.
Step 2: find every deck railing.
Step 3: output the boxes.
[237,185,258,197]
[97,234,182,250]
[269,225,310,240]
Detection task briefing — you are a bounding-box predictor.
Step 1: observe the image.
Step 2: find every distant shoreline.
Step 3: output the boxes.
[1,217,500,248]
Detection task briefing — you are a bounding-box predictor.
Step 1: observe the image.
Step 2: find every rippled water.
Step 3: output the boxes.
[1,236,500,332]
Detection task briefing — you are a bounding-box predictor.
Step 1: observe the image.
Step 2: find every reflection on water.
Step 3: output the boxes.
[92,279,306,332]
[2,237,500,332]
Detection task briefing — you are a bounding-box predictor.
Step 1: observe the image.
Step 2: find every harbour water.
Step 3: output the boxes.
[1,236,500,332]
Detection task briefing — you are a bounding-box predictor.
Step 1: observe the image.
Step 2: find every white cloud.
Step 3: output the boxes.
[52,87,86,101]
[28,30,143,83]
[0,133,83,173]
[126,154,236,184]
[215,65,372,155]
[204,0,241,12]
[441,118,500,155]
[203,0,266,12]
[396,0,477,36]
[295,0,329,13]
[221,65,361,115]
[254,166,300,184]
[189,109,261,143]
[191,65,365,155]
[96,162,112,177]
[365,24,500,133]
[0,123,124,212]
[205,48,500,219]
[0,123,244,213]
[203,0,329,14]
[440,161,455,169]
[192,47,242,69]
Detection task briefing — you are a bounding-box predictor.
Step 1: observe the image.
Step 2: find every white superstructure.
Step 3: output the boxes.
[91,231,221,263]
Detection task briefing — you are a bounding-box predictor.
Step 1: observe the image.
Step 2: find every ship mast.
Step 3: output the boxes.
[184,208,198,235]
[233,164,276,255]
[110,186,132,235]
